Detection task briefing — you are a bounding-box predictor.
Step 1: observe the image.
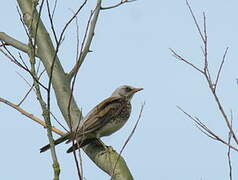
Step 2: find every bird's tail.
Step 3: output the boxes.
[40,133,71,153]
[66,138,97,153]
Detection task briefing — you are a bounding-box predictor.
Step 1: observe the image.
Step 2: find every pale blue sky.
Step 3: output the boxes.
[0,0,238,179]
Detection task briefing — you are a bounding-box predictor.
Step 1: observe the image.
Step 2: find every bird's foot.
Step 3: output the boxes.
[98,145,115,156]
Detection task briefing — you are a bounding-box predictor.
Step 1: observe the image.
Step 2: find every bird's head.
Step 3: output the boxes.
[111,85,143,101]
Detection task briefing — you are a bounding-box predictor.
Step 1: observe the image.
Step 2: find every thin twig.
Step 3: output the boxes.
[18,86,34,106]
[16,71,32,88]
[68,8,81,62]
[78,149,84,180]
[173,2,238,147]
[111,102,145,179]
[177,106,238,152]
[71,9,80,61]
[212,92,238,144]
[101,0,137,10]
[46,0,58,43]
[72,149,83,180]
[0,43,47,90]
[52,0,58,18]
[0,97,65,136]
[170,48,204,74]
[58,0,88,46]
[214,47,229,91]
[202,12,212,83]
[228,110,233,180]
[186,0,205,42]
[18,53,29,70]
[67,1,101,80]
[45,2,88,179]
[67,0,101,135]
[50,112,69,133]
[47,0,88,131]
[16,72,34,106]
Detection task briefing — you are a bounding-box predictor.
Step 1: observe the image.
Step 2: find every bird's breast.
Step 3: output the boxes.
[97,102,131,137]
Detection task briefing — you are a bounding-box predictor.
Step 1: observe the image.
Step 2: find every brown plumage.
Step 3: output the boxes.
[40,85,143,153]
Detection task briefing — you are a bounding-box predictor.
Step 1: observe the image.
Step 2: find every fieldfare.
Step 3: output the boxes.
[40,85,143,153]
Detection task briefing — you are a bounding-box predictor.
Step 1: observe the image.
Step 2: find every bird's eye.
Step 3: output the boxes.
[125,87,132,92]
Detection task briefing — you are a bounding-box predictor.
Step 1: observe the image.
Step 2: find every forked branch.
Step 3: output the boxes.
[171,1,238,151]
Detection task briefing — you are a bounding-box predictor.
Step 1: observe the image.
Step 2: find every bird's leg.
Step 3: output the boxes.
[95,138,115,156]
[96,138,114,151]
[96,138,108,150]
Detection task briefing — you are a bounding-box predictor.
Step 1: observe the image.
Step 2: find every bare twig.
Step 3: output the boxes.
[67,1,101,80]
[101,0,137,10]
[72,150,83,180]
[78,149,84,180]
[176,43,238,145]
[111,102,145,179]
[46,0,58,43]
[214,47,229,91]
[71,112,84,180]
[18,53,30,70]
[0,97,65,136]
[202,12,212,83]
[18,86,34,106]
[0,43,47,90]
[66,10,94,131]
[170,48,204,74]
[52,0,58,18]
[47,0,88,131]
[43,2,88,175]
[58,0,88,46]
[46,2,89,179]
[172,1,238,150]
[67,0,101,137]
[50,112,69,133]
[186,0,205,42]
[16,72,34,106]
[212,93,238,144]
[69,8,80,61]
[43,0,88,142]
[228,110,233,180]
[177,106,238,152]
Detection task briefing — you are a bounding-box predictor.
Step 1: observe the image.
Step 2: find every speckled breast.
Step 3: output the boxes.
[98,101,132,137]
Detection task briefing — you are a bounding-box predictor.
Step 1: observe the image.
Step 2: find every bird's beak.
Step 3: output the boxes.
[132,87,143,93]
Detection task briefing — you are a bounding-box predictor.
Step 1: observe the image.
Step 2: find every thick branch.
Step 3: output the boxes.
[84,143,133,180]
[16,0,133,179]
[17,0,81,129]
[0,32,39,57]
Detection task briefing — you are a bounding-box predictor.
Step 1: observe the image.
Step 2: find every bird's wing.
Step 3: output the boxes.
[78,96,125,134]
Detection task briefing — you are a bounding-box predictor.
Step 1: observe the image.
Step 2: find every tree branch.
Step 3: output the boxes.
[177,106,238,153]
[0,32,39,57]
[0,97,65,136]
[17,0,81,129]
[100,0,137,10]
[16,0,133,179]
[171,1,238,149]
[67,0,101,81]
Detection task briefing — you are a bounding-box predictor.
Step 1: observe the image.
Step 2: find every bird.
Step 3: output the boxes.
[40,85,143,153]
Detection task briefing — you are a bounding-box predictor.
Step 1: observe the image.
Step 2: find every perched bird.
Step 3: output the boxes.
[40,85,143,153]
